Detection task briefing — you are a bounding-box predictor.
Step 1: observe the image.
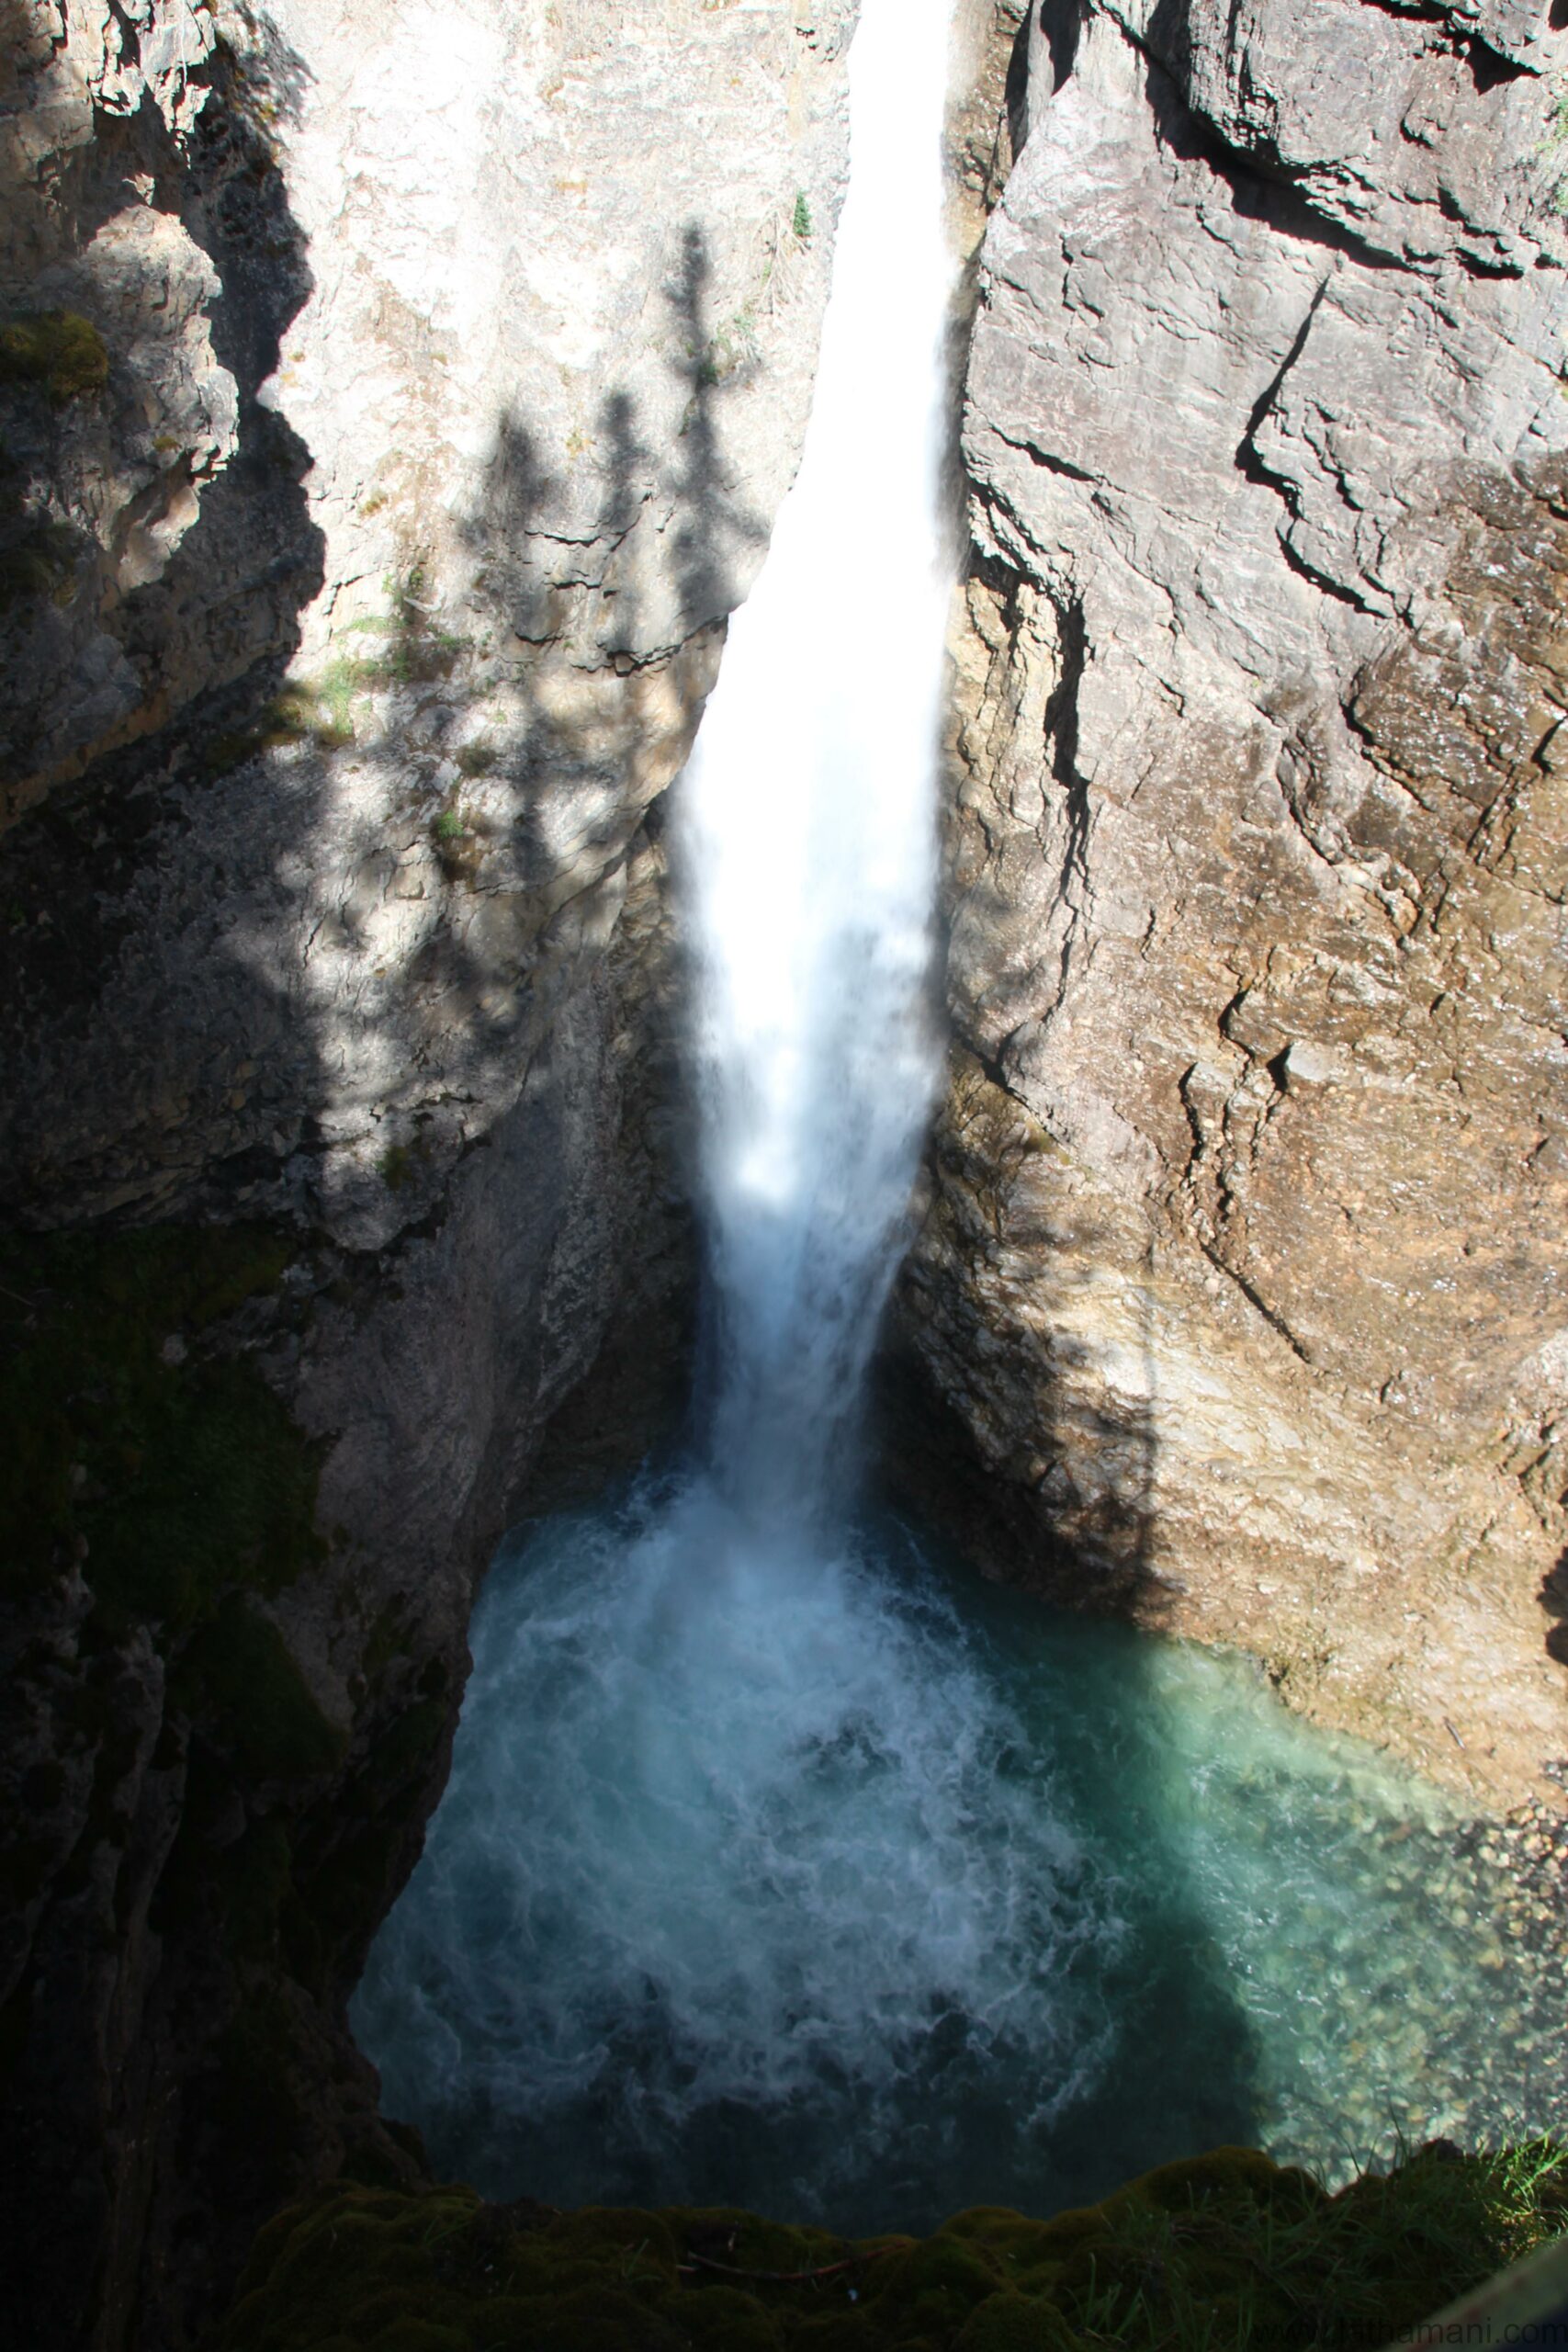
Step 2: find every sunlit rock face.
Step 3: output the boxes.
[895,0,1568,1808]
[0,4,867,2342]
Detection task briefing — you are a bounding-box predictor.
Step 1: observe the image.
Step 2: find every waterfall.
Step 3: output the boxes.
[682,0,954,1515]
[348,17,1568,2188]
[355,0,1132,2225]
[348,4,1568,2203]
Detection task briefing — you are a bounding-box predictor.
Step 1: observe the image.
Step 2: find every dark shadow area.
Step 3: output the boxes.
[1463,34,1531,95]
[459,222,763,666]
[666,222,770,637]
[514,1268,699,1521]
[669,224,738,637]
[1035,0,1081,98]
[1540,1550,1568,1667]
[598,387,654,660]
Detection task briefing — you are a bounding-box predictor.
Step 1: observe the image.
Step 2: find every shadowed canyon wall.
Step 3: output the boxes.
[0,1,877,2340]
[893,0,1568,1811]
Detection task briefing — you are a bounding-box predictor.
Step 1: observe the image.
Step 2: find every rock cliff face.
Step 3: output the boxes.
[896,0,1568,1808]
[0,3,864,2342]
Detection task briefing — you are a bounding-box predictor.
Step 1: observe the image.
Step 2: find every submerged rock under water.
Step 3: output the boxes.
[353,1482,1568,2232]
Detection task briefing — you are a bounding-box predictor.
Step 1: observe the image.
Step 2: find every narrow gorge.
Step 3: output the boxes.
[2,3,1567,2348]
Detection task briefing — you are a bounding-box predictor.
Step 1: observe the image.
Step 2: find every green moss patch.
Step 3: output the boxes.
[175,1596,346,1783]
[0,310,109,404]
[219,2143,1568,2352]
[378,1142,419,1193]
[0,513,81,610]
[0,1222,321,1625]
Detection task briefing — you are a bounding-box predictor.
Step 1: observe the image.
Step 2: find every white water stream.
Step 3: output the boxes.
[684,0,953,1514]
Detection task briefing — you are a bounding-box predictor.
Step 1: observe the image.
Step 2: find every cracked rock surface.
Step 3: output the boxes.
[895,0,1568,1810]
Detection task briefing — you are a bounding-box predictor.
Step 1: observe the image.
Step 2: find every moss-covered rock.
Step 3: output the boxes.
[217,2143,1568,2352]
[858,2233,1006,2340]
[954,2295,1078,2352]
[0,310,109,404]
[0,1222,319,1620]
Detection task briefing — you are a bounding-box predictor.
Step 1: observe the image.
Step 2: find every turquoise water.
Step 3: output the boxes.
[353,1475,1563,2231]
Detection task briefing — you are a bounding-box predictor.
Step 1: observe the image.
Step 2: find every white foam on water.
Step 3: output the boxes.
[355,1483,1118,2216]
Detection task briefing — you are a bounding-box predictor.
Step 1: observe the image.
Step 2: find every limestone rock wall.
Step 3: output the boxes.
[897,0,1568,1809]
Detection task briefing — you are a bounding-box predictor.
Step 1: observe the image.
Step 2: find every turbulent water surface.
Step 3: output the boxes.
[354,1487,1565,2229]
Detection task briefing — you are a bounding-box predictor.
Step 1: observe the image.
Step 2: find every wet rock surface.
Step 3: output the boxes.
[895,0,1568,1809]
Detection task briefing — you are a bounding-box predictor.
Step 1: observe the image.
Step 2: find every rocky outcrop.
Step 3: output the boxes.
[0,4,863,2342]
[896,0,1568,1807]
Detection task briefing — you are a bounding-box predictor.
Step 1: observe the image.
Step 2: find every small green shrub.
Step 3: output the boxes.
[378,1142,416,1191]
[0,515,79,608]
[695,308,760,388]
[202,685,353,775]
[793,190,814,242]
